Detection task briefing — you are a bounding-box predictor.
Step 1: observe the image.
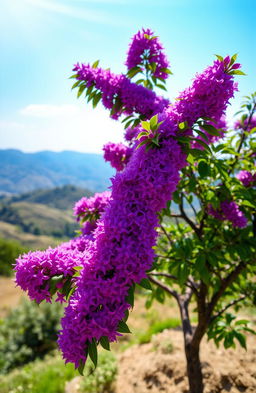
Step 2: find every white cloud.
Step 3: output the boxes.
[20,104,80,118]
[1,103,124,154]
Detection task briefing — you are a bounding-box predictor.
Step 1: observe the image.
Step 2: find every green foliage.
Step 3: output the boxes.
[138,317,181,344]
[0,300,63,374]
[0,354,76,393]
[147,91,256,351]
[0,238,27,276]
[80,351,117,393]
[208,313,256,349]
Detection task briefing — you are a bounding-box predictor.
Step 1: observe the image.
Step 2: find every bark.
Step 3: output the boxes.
[178,293,205,393]
[185,342,203,393]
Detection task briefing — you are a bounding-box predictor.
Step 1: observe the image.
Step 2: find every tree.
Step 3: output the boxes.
[14,29,256,393]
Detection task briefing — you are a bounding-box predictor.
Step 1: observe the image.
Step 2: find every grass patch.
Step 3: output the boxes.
[138,317,181,344]
[0,354,76,393]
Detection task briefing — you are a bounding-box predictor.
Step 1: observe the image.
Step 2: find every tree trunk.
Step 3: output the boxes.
[185,342,203,393]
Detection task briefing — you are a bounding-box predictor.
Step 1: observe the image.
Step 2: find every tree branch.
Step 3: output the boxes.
[210,295,247,323]
[148,276,179,301]
[179,196,201,238]
[207,261,246,317]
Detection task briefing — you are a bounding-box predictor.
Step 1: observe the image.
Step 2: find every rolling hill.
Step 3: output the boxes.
[0,149,114,195]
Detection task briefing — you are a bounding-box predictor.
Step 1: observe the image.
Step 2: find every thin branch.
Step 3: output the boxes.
[179,196,201,238]
[148,276,179,301]
[210,295,247,323]
[160,224,173,245]
[149,272,177,280]
[207,261,246,317]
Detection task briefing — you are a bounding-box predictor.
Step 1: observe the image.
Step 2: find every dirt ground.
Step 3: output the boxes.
[0,277,27,318]
[115,329,256,393]
[1,278,256,393]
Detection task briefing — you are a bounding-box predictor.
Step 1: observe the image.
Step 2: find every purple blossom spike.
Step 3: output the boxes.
[103,142,133,171]
[126,28,170,80]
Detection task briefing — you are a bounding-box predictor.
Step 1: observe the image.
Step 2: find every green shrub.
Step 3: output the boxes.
[0,300,63,374]
[138,317,181,344]
[0,238,27,276]
[80,351,117,393]
[0,354,76,393]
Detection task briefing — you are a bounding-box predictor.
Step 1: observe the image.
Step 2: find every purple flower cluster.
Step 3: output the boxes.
[236,170,256,187]
[208,201,247,228]
[166,57,238,129]
[73,63,169,119]
[234,116,256,132]
[125,28,170,79]
[103,142,132,171]
[15,44,240,368]
[124,126,140,142]
[73,191,111,222]
[14,248,84,303]
[57,59,238,366]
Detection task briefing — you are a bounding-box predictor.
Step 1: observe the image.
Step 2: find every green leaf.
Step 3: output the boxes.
[99,336,110,351]
[71,80,81,90]
[78,360,85,376]
[136,139,149,149]
[178,121,188,131]
[200,124,221,136]
[77,85,86,98]
[229,70,246,76]
[138,278,152,291]
[92,92,102,108]
[215,54,223,62]
[88,338,98,368]
[160,67,173,75]
[150,115,158,130]
[137,131,149,140]
[92,60,99,68]
[156,83,167,91]
[233,331,247,349]
[198,160,210,178]
[117,320,131,333]
[126,285,135,308]
[141,121,151,131]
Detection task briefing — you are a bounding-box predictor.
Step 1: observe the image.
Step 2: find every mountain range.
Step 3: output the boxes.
[0,149,114,195]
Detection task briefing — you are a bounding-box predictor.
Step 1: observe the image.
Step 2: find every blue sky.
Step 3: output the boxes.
[0,0,255,153]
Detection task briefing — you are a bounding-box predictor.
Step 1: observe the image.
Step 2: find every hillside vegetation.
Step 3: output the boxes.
[0,149,113,194]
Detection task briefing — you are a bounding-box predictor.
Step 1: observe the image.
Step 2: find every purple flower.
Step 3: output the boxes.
[73,63,169,119]
[58,57,238,366]
[73,191,111,222]
[234,116,256,132]
[208,201,247,228]
[125,28,170,80]
[236,170,255,187]
[103,142,133,171]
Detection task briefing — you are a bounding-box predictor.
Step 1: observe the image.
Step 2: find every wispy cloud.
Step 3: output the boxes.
[25,0,128,26]
[1,103,123,153]
[20,104,80,118]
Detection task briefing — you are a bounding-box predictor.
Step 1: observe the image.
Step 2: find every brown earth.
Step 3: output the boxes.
[1,278,256,393]
[115,329,256,393]
[0,276,27,318]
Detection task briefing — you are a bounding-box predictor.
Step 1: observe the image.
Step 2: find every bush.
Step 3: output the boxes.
[80,351,117,393]
[0,238,27,276]
[0,354,76,393]
[0,300,63,374]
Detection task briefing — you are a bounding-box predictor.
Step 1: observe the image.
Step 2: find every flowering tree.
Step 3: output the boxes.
[15,29,256,393]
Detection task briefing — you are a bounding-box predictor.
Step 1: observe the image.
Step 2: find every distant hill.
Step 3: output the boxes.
[0,149,114,194]
[0,185,95,242]
[1,185,93,210]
